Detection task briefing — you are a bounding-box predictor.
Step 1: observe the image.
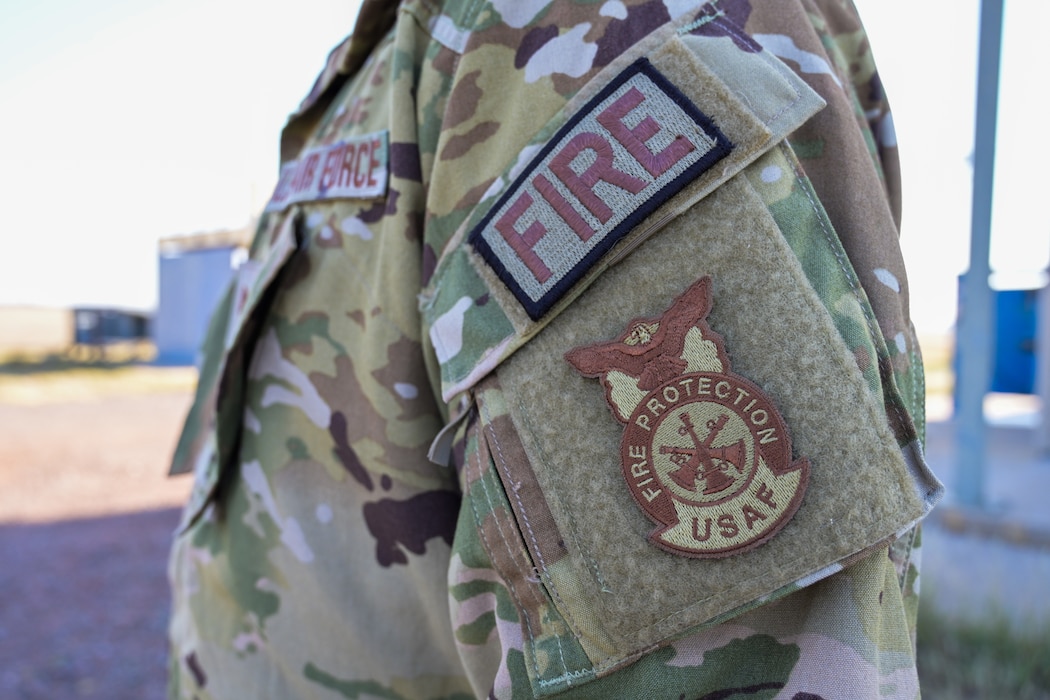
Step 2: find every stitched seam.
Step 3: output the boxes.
[783,142,911,436]
[708,17,755,56]
[537,669,593,688]
[912,347,923,436]
[897,524,919,590]
[513,396,613,597]
[909,329,925,440]
[710,17,804,127]
[479,399,574,683]
[483,401,549,573]
[677,9,724,34]
[464,0,485,34]
[467,411,543,684]
[510,394,646,677]
[509,348,770,643]
[418,25,464,311]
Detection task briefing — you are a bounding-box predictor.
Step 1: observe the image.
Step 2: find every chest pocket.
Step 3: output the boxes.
[170,211,303,532]
[426,20,942,697]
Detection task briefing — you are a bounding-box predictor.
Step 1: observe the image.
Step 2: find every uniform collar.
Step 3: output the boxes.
[280,0,401,163]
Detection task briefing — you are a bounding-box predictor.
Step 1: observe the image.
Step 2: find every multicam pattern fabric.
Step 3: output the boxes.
[168,1,939,698]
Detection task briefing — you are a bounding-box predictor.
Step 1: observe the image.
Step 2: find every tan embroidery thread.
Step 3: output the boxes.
[566,277,809,558]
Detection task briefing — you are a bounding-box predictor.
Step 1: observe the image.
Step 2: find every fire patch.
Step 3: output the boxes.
[566,278,809,558]
[470,59,732,321]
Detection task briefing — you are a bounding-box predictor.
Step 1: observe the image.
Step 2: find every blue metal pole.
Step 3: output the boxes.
[955,0,1005,507]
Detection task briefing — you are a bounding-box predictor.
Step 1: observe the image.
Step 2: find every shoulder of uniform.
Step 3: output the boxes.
[281,1,402,162]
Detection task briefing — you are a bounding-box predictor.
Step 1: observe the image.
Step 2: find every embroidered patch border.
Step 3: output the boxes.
[566,277,809,558]
[469,59,733,321]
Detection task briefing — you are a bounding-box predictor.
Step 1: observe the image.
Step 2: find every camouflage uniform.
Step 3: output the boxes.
[168,0,943,698]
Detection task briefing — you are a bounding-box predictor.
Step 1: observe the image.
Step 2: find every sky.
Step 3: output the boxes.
[856,0,1050,332]
[0,0,1046,335]
[0,0,362,311]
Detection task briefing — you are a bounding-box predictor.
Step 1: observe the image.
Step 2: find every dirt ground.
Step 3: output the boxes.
[0,371,194,699]
[5,337,1029,699]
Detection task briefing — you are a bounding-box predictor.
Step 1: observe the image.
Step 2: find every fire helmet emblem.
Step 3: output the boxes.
[566,277,809,558]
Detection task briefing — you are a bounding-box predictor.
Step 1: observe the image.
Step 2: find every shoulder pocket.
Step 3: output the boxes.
[423,22,823,402]
[435,14,942,697]
[170,212,303,532]
[470,165,941,692]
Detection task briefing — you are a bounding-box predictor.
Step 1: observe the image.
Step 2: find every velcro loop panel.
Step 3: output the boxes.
[492,173,930,673]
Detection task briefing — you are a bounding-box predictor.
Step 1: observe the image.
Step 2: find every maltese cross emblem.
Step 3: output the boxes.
[566,277,809,558]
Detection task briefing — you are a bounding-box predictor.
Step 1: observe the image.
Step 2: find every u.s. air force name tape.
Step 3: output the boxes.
[264,130,389,213]
[469,58,732,321]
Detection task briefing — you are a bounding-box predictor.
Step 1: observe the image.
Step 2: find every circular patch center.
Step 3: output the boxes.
[652,400,757,507]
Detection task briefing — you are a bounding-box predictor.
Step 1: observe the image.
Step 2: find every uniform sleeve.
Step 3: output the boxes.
[167,1,940,699]
[420,1,940,697]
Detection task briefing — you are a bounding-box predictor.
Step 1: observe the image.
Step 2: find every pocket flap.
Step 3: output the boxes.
[467,169,941,691]
[422,27,826,403]
[169,212,302,531]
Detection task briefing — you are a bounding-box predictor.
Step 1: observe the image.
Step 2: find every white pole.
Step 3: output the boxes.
[1037,255,1050,453]
[954,0,1005,507]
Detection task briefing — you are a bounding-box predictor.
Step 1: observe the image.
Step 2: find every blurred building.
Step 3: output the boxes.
[0,307,73,356]
[154,228,249,366]
[73,307,151,346]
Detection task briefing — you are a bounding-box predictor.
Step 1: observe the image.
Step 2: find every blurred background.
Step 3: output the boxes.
[0,0,1047,697]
